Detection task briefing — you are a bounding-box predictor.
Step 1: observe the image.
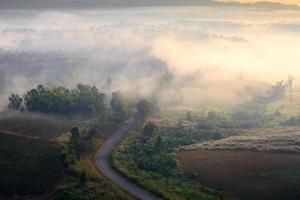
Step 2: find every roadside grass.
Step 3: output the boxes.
[113,155,219,200]
[177,150,300,200]
[49,137,135,200]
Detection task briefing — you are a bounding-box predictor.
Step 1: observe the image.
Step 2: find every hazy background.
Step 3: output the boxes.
[1,2,300,109]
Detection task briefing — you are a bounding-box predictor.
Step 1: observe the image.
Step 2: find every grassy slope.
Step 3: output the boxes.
[182,127,300,152]
[0,111,79,140]
[0,133,62,197]
[0,113,135,200]
[177,150,300,200]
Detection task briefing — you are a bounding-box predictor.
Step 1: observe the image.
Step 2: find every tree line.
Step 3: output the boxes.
[8,84,106,114]
[8,83,156,124]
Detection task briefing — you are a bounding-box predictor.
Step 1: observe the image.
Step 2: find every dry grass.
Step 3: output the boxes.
[182,127,300,153]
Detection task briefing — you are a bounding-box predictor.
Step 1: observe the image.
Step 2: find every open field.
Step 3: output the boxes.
[0,133,62,197]
[0,111,79,140]
[159,80,272,119]
[177,150,300,200]
[160,85,300,120]
[159,86,246,120]
[182,127,300,153]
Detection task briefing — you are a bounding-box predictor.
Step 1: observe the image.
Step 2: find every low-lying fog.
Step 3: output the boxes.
[1,6,300,109]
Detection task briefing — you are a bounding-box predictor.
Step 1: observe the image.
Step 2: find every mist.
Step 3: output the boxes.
[1,6,300,110]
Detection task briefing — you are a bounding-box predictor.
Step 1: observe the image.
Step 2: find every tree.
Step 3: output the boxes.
[87,128,98,138]
[70,127,80,140]
[186,111,192,121]
[155,134,164,152]
[79,170,88,186]
[8,94,23,110]
[70,127,81,160]
[287,75,295,101]
[136,99,153,125]
[74,84,106,114]
[143,122,157,137]
[23,84,107,114]
[110,92,128,122]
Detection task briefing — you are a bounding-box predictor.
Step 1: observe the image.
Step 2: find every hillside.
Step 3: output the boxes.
[0,111,80,140]
[0,133,62,198]
[177,150,300,200]
[182,127,300,153]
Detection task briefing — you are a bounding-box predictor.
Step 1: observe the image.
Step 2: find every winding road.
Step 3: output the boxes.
[95,117,162,200]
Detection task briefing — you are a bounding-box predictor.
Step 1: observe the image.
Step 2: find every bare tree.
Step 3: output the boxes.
[287,75,295,101]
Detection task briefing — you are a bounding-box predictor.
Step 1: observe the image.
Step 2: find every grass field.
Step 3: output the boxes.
[0,133,62,197]
[177,150,300,200]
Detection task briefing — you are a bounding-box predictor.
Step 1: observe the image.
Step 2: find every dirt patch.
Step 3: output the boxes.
[177,150,300,200]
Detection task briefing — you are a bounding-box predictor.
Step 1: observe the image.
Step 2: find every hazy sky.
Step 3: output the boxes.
[223,0,300,5]
[1,3,300,107]
[1,0,300,10]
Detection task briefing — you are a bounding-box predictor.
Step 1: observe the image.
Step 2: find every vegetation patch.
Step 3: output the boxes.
[112,124,221,200]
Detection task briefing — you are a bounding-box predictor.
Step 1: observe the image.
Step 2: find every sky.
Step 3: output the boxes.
[1,1,300,108]
[1,0,300,10]
[223,0,300,6]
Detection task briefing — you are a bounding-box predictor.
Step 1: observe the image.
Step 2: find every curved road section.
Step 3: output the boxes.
[95,117,161,200]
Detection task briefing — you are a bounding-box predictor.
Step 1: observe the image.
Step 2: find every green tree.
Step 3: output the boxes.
[74,84,106,114]
[143,122,157,137]
[23,84,107,115]
[70,127,80,140]
[79,170,88,186]
[110,92,128,122]
[70,127,81,160]
[8,94,23,110]
[136,99,153,125]
[186,111,192,121]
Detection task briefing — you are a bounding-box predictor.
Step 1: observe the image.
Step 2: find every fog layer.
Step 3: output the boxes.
[0,7,300,108]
